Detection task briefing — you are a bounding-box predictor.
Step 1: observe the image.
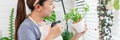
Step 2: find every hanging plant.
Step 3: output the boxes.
[97,0,113,40]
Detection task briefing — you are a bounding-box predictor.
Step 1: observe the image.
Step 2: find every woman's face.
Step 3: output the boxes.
[40,0,55,17]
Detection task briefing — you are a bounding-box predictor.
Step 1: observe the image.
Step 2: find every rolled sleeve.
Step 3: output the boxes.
[18,24,37,40]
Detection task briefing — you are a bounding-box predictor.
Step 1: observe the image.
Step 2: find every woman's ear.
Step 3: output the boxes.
[34,4,42,12]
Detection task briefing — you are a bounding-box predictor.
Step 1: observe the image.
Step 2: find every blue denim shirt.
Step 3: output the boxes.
[18,18,41,40]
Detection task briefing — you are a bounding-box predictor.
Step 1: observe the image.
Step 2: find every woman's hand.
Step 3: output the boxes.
[45,24,63,40]
[72,21,87,40]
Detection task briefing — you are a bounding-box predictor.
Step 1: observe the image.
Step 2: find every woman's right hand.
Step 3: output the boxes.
[45,24,63,40]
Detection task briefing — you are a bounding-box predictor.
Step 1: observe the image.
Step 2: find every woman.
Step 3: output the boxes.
[15,0,87,40]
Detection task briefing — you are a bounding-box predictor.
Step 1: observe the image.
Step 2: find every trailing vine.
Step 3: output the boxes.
[97,0,113,40]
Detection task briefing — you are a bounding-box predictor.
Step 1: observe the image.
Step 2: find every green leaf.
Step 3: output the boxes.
[84,3,89,13]
[113,0,120,10]
[0,37,9,40]
[64,8,83,23]
[8,8,14,40]
[62,30,73,40]
[44,11,56,22]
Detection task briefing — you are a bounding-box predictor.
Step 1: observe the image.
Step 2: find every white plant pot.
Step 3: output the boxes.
[73,18,85,33]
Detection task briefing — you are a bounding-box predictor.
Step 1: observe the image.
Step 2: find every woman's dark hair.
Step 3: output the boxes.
[15,0,46,40]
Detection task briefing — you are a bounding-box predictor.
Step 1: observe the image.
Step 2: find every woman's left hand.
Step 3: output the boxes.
[72,21,87,40]
[75,21,87,36]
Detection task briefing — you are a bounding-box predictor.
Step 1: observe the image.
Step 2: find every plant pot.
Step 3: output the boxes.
[72,18,85,33]
[72,18,82,24]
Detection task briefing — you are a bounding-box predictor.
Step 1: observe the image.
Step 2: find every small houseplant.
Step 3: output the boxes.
[62,6,89,40]
[62,8,81,40]
[62,3,89,39]
[65,3,89,24]
[64,8,85,33]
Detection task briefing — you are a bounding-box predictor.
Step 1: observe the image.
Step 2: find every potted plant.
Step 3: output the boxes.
[64,7,89,32]
[62,3,89,39]
[67,8,84,32]
[65,3,89,24]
